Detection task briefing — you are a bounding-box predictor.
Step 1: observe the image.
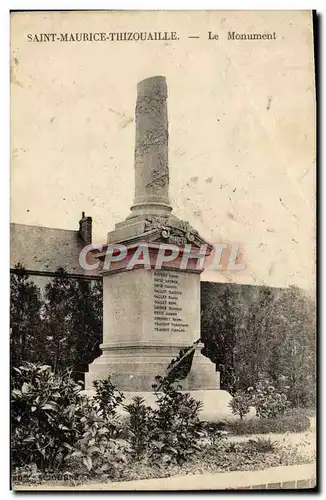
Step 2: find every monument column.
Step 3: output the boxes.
[130,76,172,217]
[85,76,219,393]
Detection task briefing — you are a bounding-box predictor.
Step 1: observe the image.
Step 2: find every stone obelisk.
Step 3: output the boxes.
[85,76,219,392]
[131,76,172,217]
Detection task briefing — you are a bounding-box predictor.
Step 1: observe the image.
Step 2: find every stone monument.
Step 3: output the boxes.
[85,76,220,394]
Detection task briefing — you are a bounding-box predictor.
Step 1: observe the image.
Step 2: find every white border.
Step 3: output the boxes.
[2,2,323,499]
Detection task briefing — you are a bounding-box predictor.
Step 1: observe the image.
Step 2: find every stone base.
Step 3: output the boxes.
[119,390,235,422]
[85,344,219,392]
[84,388,236,423]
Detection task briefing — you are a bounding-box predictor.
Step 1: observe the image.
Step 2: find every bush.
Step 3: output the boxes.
[15,360,310,486]
[11,363,133,482]
[68,435,130,480]
[226,437,275,454]
[92,377,124,438]
[223,412,311,435]
[202,421,228,445]
[11,361,209,476]
[124,396,153,459]
[11,359,314,487]
[11,363,87,469]
[150,376,205,464]
[245,437,275,453]
[92,377,124,418]
[229,390,251,419]
[252,379,290,419]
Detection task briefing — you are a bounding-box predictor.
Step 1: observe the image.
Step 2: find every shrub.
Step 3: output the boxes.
[229,390,251,419]
[124,396,153,459]
[226,437,275,454]
[92,377,124,438]
[67,397,112,472]
[92,376,124,419]
[66,378,128,478]
[11,363,87,469]
[223,412,311,435]
[68,435,130,480]
[245,437,275,453]
[202,421,228,445]
[150,376,205,464]
[252,379,290,419]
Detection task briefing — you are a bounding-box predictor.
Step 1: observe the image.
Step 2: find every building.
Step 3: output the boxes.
[10,213,100,282]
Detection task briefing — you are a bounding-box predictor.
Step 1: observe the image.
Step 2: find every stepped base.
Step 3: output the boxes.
[84,389,240,422]
[85,344,219,392]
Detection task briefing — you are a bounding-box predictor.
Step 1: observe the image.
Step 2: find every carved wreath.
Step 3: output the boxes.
[144,216,198,245]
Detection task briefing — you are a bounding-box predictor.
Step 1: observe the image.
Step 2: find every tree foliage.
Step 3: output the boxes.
[201,283,315,407]
[10,264,103,377]
[10,264,44,367]
[11,363,86,469]
[228,390,251,420]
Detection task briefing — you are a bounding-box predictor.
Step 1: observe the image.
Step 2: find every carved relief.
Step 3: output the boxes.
[134,129,168,159]
[146,153,169,189]
[135,92,167,121]
[144,216,199,246]
[144,216,169,231]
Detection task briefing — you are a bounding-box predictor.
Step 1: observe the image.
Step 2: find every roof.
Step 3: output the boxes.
[10,223,100,278]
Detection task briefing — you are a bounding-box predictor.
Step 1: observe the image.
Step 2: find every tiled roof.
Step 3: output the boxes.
[10,223,100,277]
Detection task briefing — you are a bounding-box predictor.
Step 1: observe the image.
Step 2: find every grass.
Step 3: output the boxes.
[214,410,312,436]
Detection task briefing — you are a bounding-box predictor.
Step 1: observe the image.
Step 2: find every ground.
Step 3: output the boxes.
[13,415,316,491]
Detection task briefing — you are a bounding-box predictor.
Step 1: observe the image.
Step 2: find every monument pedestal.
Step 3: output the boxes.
[85,267,219,391]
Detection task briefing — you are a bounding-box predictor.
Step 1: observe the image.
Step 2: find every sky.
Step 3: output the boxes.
[10,10,315,291]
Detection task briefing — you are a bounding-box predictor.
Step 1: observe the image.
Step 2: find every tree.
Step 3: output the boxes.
[71,278,102,370]
[201,283,243,393]
[233,286,276,391]
[44,268,102,371]
[43,268,103,373]
[200,282,316,407]
[43,268,78,370]
[10,264,44,367]
[11,265,103,376]
[265,286,316,407]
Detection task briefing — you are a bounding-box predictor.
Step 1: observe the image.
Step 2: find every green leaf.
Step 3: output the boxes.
[63,443,73,450]
[38,365,51,372]
[88,446,101,454]
[69,450,83,458]
[99,463,110,472]
[23,435,35,443]
[58,425,69,431]
[41,403,57,411]
[11,389,21,398]
[21,382,31,394]
[98,427,109,435]
[83,456,93,471]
